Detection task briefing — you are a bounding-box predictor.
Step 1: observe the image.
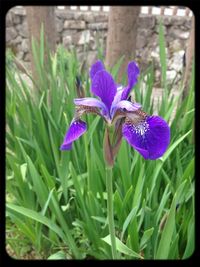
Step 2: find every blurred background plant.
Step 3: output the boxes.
[6,6,194,260]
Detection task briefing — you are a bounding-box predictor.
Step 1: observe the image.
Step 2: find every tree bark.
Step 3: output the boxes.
[25,6,56,79]
[106,6,140,82]
[182,15,194,99]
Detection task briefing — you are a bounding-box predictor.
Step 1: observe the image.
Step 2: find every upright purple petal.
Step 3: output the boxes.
[121,61,140,100]
[127,61,140,89]
[90,60,105,80]
[91,70,117,112]
[110,88,124,113]
[60,119,87,150]
[122,116,170,160]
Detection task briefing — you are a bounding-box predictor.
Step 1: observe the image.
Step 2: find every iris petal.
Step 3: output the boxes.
[60,143,72,150]
[111,100,141,119]
[74,97,109,117]
[91,70,117,112]
[122,116,170,159]
[110,88,124,114]
[60,119,87,150]
[90,60,105,80]
[127,61,140,89]
[121,61,140,100]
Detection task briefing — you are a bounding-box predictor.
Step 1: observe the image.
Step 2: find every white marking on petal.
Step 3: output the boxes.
[133,121,149,137]
[117,85,123,91]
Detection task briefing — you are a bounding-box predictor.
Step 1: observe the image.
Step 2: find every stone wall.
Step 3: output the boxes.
[6,7,192,85]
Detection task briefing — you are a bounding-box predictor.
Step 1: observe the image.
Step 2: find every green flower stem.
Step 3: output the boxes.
[106,166,118,259]
[84,134,91,191]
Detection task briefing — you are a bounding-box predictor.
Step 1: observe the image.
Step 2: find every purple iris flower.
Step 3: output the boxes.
[60,60,170,160]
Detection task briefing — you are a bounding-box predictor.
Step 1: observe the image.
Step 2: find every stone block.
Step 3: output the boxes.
[16,51,24,60]
[171,17,186,26]
[56,10,74,20]
[137,28,153,40]
[63,35,72,47]
[166,70,176,81]
[94,13,108,22]
[10,35,22,45]
[184,18,192,29]
[168,28,189,39]
[162,16,172,26]
[6,12,13,27]
[78,30,91,45]
[6,27,18,43]
[56,18,63,33]
[84,12,108,23]
[87,51,98,66]
[64,20,86,29]
[11,7,26,16]
[138,15,155,29]
[24,52,31,61]
[88,22,108,30]
[62,29,78,36]
[21,39,29,53]
[16,22,29,38]
[89,39,96,50]
[74,12,85,20]
[169,39,183,53]
[83,12,95,23]
[13,14,21,24]
[169,50,185,72]
[136,35,147,49]
[77,45,84,53]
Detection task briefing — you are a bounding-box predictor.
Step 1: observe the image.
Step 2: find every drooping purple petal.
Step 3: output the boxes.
[60,142,73,150]
[90,60,105,81]
[111,100,142,118]
[121,61,140,100]
[60,119,87,150]
[122,116,170,160]
[91,70,117,112]
[74,97,109,117]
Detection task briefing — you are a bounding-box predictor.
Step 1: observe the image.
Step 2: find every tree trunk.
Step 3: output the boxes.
[182,15,194,100]
[106,6,140,82]
[25,6,56,80]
